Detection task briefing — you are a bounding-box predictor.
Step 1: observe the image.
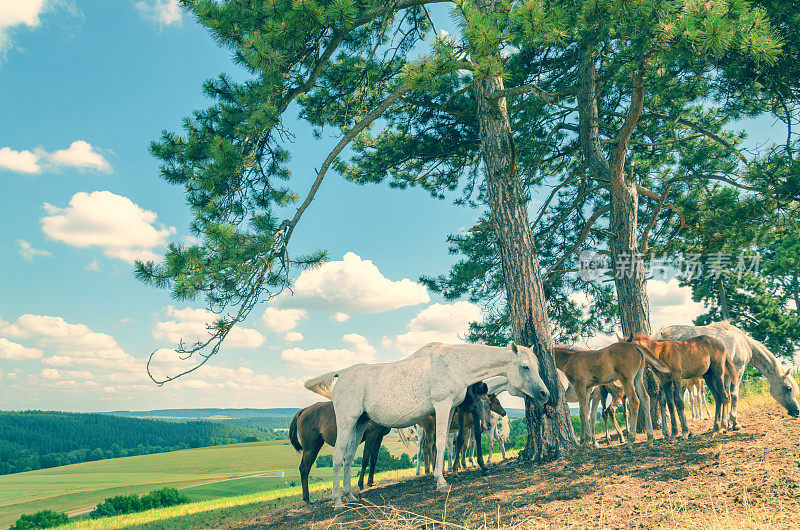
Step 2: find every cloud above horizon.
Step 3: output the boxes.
[281,334,376,372]
[134,0,183,27]
[278,252,429,314]
[41,191,175,263]
[0,141,112,174]
[152,306,266,350]
[387,301,483,355]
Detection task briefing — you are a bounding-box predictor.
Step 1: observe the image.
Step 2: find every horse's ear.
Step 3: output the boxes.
[627,333,634,343]
[510,342,519,354]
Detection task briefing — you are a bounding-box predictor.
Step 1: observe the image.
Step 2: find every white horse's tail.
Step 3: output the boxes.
[498,414,511,440]
[304,370,339,399]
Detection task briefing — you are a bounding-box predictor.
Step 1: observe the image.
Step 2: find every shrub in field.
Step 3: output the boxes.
[10,510,68,529]
[89,487,188,518]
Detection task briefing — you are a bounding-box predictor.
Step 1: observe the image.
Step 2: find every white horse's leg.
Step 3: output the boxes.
[634,368,654,446]
[332,417,359,510]
[499,432,506,460]
[487,421,495,464]
[434,402,454,491]
[589,388,600,446]
[728,368,743,429]
[342,420,368,504]
[416,427,423,476]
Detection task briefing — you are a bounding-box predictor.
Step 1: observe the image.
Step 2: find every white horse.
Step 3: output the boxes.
[304,341,549,510]
[656,321,800,428]
[487,412,510,462]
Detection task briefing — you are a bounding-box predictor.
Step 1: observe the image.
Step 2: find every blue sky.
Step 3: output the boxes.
[0,0,488,411]
[0,1,782,412]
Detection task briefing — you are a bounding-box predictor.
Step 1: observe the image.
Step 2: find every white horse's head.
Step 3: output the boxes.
[504,342,549,405]
[771,370,800,417]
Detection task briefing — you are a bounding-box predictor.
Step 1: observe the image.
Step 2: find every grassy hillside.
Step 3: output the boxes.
[36,381,796,530]
[0,431,412,528]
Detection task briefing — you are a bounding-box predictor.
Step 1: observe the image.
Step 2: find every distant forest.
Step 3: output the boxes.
[0,410,291,475]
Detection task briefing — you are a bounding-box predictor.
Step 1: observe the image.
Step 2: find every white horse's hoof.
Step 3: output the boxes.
[437,482,451,492]
[731,423,742,431]
[334,503,346,512]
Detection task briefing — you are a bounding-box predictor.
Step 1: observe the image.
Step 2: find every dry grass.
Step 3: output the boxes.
[238,391,800,530]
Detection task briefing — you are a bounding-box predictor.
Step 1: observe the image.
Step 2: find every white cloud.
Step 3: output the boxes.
[279,252,429,314]
[16,239,51,260]
[135,0,183,26]
[570,279,707,349]
[281,334,376,371]
[0,337,43,360]
[391,301,483,355]
[85,259,100,272]
[0,141,112,174]
[285,332,303,342]
[41,368,92,380]
[331,312,351,322]
[262,307,307,333]
[0,147,40,173]
[649,279,706,332]
[0,0,48,53]
[0,314,142,381]
[47,141,112,173]
[152,306,266,349]
[41,191,175,263]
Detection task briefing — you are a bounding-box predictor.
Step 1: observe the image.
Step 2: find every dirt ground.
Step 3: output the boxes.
[233,402,800,529]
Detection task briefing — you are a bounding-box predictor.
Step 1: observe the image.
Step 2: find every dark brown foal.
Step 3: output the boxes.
[289,401,390,503]
[453,382,493,476]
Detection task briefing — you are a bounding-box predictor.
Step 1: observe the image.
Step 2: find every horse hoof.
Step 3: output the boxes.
[731,423,742,431]
[334,504,346,512]
[437,483,451,492]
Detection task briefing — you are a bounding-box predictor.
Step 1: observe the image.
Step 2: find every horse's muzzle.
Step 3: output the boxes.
[536,388,549,404]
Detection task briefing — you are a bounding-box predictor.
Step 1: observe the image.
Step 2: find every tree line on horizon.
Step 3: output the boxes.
[0,411,286,475]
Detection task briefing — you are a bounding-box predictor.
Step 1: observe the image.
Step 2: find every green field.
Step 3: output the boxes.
[0,433,412,528]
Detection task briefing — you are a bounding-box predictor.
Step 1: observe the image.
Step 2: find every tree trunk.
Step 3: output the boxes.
[470,0,577,461]
[576,45,656,432]
[577,44,651,336]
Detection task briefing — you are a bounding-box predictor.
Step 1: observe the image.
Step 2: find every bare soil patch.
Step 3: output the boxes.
[233,402,800,528]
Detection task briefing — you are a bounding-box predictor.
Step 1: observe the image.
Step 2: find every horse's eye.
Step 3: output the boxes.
[521,365,530,371]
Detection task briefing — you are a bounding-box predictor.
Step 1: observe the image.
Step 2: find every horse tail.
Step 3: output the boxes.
[724,352,740,386]
[634,344,671,375]
[288,409,303,452]
[304,370,339,399]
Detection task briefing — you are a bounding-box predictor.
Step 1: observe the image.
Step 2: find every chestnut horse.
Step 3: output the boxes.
[626,333,739,438]
[289,401,389,503]
[554,343,668,449]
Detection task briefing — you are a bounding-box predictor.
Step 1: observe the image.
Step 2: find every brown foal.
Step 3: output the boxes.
[555,343,669,449]
[289,401,390,503]
[626,333,739,438]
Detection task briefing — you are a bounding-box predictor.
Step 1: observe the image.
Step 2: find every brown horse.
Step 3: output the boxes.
[289,401,390,503]
[626,333,739,438]
[554,343,669,449]
[418,392,505,475]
